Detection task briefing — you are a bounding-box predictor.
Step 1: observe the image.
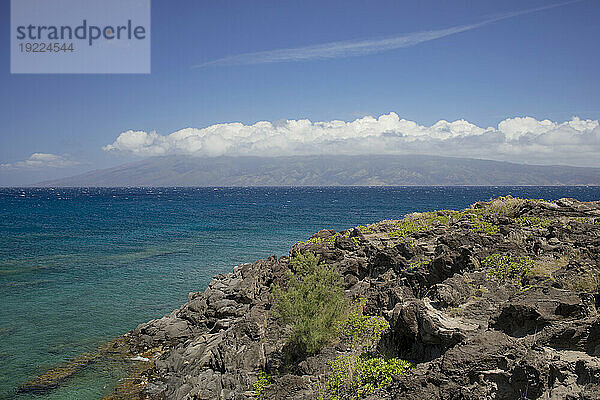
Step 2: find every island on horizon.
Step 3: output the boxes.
[32,155,600,188]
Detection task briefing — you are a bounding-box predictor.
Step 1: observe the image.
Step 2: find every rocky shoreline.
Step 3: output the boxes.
[22,197,600,399]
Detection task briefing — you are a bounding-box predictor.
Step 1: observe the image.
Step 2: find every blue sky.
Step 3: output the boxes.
[1,0,599,185]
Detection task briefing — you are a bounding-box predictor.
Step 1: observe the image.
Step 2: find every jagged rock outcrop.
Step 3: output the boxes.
[105,197,600,400]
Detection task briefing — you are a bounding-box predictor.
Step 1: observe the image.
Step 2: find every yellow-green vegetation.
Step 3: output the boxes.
[326,353,413,400]
[302,236,325,245]
[351,236,362,246]
[515,216,552,228]
[561,271,600,293]
[410,210,459,226]
[470,220,499,234]
[408,260,429,269]
[271,252,347,355]
[253,371,272,398]
[386,211,457,239]
[356,225,374,234]
[568,217,600,225]
[462,213,499,234]
[380,198,562,241]
[342,299,389,352]
[327,233,340,247]
[272,255,414,398]
[320,299,413,399]
[385,209,500,238]
[386,218,428,238]
[482,254,534,287]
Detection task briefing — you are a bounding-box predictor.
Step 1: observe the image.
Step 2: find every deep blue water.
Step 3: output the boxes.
[1,186,599,399]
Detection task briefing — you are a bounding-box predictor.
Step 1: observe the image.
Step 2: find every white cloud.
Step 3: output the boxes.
[103,114,600,166]
[194,2,577,67]
[0,153,80,169]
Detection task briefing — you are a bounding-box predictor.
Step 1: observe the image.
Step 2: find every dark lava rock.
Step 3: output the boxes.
[76,198,600,399]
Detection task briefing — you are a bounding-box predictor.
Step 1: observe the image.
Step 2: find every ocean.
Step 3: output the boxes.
[1,186,599,399]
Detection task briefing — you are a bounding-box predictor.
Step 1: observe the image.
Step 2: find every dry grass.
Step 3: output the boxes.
[526,255,569,279]
[561,271,600,293]
[484,196,527,218]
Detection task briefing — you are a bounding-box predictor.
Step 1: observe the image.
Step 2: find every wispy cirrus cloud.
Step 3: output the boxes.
[194,1,578,68]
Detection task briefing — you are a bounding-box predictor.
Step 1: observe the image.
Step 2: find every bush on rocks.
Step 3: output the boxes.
[272,252,347,355]
[326,353,413,400]
[318,298,413,399]
[342,298,389,352]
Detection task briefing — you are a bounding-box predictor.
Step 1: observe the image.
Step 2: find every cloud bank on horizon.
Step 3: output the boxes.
[0,153,80,169]
[194,1,577,67]
[103,114,600,167]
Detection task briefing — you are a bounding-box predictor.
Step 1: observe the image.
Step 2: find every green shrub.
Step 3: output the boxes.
[410,211,456,226]
[327,353,413,399]
[342,299,389,352]
[469,219,500,235]
[301,236,324,245]
[515,216,552,228]
[326,233,340,247]
[356,225,373,234]
[482,254,534,286]
[272,252,348,355]
[383,211,459,239]
[253,371,272,397]
[386,219,427,238]
[319,299,412,399]
[461,213,499,234]
[408,260,429,270]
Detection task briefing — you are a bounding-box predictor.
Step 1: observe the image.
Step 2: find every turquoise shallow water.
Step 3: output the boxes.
[1,186,599,399]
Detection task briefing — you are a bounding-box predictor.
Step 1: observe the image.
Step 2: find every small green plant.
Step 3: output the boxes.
[351,236,362,246]
[271,252,347,355]
[469,219,499,235]
[319,299,412,399]
[384,211,459,239]
[253,371,272,397]
[356,225,373,234]
[568,217,600,225]
[515,216,552,228]
[326,233,340,247]
[460,213,499,234]
[302,236,325,245]
[412,211,457,226]
[408,260,429,269]
[386,219,426,238]
[482,254,534,286]
[327,353,413,399]
[342,299,390,352]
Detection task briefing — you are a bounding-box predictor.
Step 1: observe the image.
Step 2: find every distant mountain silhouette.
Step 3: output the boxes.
[36,155,600,187]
